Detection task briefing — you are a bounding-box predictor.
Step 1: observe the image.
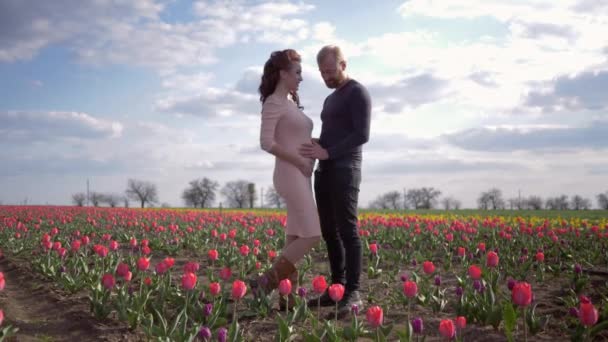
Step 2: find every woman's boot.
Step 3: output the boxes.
[249,256,295,298]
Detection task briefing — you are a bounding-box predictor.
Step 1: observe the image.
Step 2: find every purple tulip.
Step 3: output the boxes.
[199,326,211,340]
[217,327,227,342]
[351,304,359,315]
[574,264,582,274]
[412,317,424,334]
[298,287,307,298]
[507,278,516,290]
[434,275,442,286]
[400,273,409,282]
[455,286,463,297]
[204,303,213,317]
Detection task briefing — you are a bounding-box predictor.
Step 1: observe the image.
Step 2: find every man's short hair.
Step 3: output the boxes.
[317,45,345,64]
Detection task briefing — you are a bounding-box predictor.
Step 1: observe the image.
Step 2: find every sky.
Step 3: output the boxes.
[1,0,607,209]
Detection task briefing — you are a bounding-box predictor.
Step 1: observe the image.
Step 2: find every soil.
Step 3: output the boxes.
[0,257,145,342]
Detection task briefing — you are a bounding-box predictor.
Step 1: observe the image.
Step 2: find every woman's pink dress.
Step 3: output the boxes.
[260,94,321,238]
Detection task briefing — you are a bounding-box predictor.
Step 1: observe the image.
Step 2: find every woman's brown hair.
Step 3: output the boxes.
[259,49,302,108]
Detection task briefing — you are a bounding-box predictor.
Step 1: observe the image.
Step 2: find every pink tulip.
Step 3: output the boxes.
[422,261,435,275]
[468,265,482,280]
[0,309,3,326]
[137,257,150,271]
[486,251,499,268]
[208,249,219,261]
[102,273,115,290]
[209,282,221,296]
[0,272,5,291]
[511,282,532,307]
[312,275,327,294]
[456,316,466,329]
[231,280,247,300]
[278,279,292,296]
[328,283,345,302]
[579,302,598,326]
[366,306,383,328]
[439,319,456,339]
[403,280,418,298]
[182,272,197,290]
[219,267,232,281]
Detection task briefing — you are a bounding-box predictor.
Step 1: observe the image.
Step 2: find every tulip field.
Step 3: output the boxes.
[0,206,607,341]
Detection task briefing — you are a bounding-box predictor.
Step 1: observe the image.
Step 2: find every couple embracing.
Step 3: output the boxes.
[249,45,371,319]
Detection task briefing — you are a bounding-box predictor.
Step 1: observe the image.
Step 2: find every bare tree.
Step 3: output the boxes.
[369,191,402,210]
[103,194,123,208]
[247,183,257,208]
[221,180,250,208]
[125,179,158,208]
[546,195,569,210]
[72,193,86,207]
[89,192,105,207]
[406,187,441,209]
[182,178,219,208]
[598,192,608,210]
[525,196,543,210]
[441,196,462,210]
[123,197,130,208]
[478,188,505,210]
[265,186,285,209]
[571,195,591,210]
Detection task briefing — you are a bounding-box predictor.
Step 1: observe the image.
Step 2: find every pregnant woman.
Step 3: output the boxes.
[249,49,321,310]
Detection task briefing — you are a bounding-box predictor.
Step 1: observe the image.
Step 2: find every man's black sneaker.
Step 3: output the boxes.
[326,290,364,320]
[307,289,336,307]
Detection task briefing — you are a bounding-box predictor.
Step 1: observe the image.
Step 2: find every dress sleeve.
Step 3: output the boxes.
[260,100,283,152]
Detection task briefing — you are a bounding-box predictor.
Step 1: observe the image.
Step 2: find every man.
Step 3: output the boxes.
[299,45,371,317]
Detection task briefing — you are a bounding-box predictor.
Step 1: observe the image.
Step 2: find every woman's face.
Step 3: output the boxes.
[281,62,303,92]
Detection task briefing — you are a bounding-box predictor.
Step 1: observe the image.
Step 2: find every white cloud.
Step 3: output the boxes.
[0,110,123,142]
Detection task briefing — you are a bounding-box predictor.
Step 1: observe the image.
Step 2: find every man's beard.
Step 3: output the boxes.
[324,77,339,89]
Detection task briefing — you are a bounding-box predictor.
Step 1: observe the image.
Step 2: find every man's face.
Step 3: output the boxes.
[318,55,345,89]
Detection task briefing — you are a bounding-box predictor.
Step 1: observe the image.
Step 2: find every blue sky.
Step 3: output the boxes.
[1,0,607,208]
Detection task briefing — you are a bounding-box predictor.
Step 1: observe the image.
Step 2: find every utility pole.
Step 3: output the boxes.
[260,187,264,208]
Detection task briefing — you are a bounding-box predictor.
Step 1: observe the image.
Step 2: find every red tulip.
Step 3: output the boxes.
[123,271,132,282]
[328,283,345,302]
[184,262,200,273]
[209,282,221,296]
[155,262,168,275]
[403,280,418,298]
[456,316,466,329]
[312,275,327,294]
[239,245,250,256]
[369,243,378,254]
[468,265,482,280]
[267,250,277,260]
[109,240,119,251]
[477,243,486,252]
[208,249,219,261]
[579,302,599,326]
[137,257,150,271]
[102,273,115,290]
[71,240,81,252]
[457,247,466,257]
[486,251,499,268]
[422,261,435,275]
[278,279,292,296]
[0,272,5,291]
[182,272,197,290]
[144,277,152,286]
[129,237,138,248]
[439,319,456,338]
[219,267,232,281]
[366,306,383,328]
[511,282,532,307]
[535,252,544,262]
[0,309,3,326]
[116,263,130,277]
[163,257,175,268]
[231,280,247,300]
[142,246,151,255]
